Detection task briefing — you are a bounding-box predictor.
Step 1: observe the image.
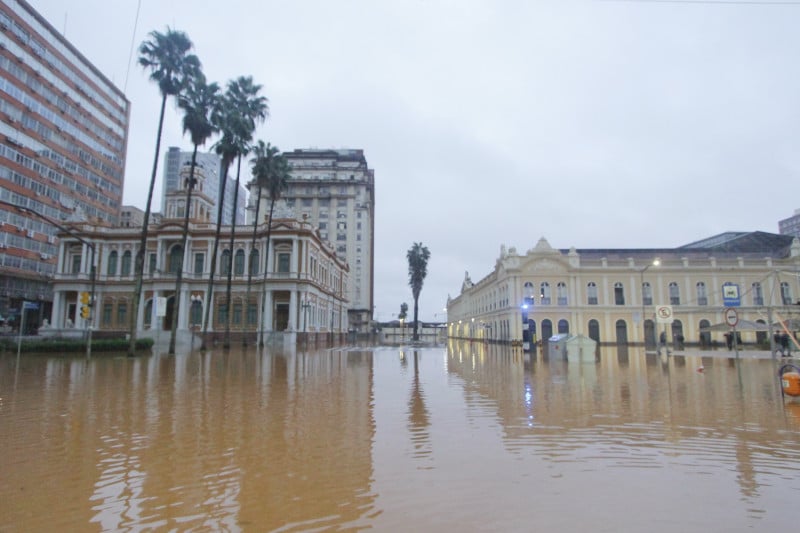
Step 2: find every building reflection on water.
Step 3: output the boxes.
[444,339,793,507]
[1,341,799,531]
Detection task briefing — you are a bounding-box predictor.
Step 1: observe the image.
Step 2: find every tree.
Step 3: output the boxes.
[199,77,267,350]
[246,141,289,347]
[220,77,268,348]
[406,243,430,341]
[129,27,200,357]
[167,73,220,355]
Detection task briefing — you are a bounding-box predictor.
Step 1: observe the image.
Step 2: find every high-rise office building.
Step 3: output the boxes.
[256,148,374,332]
[161,147,245,225]
[779,208,800,239]
[0,0,128,320]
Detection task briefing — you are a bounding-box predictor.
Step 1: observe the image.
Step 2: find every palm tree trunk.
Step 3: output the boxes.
[413,297,419,341]
[242,184,262,347]
[168,144,199,354]
[127,92,167,357]
[258,197,277,347]
[200,159,231,350]
[223,155,243,349]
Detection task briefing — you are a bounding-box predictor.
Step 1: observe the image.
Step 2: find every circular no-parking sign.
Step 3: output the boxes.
[724,307,739,327]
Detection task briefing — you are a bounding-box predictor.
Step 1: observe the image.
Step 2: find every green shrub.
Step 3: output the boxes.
[0,337,154,354]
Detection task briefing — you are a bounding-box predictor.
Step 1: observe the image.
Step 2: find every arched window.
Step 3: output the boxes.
[249,248,259,275]
[169,245,183,274]
[523,281,534,297]
[176,200,185,218]
[752,282,763,306]
[107,251,117,276]
[588,319,600,343]
[669,282,680,305]
[221,250,231,275]
[234,249,245,275]
[614,282,625,305]
[558,319,569,334]
[540,282,551,304]
[642,282,653,306]
[781,282,793,305]
[557,282,568,305]
[523,281,534,307]
[121,250,132,277]
[696,282,707,306]
[587,282,598,305]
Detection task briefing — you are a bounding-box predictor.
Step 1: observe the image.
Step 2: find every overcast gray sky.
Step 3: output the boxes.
[31,0,800,322]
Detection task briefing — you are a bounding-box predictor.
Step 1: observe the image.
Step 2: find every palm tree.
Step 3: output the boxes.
[254,146,290,347]
[221,77,268,349]
[128,28,200,357]
[199,77,267,350]
[406,242,431,341]
[167,73,220,355]
[244,141,277,347]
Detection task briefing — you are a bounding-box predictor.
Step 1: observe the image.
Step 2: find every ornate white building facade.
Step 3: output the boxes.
[50,160,349,342]
[447,233,800,350]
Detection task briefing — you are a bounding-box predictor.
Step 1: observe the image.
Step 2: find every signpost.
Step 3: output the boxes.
[655,305,673,355]
[724,307,740,359]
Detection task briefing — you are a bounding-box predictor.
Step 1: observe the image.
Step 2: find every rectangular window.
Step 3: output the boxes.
[71,254,81,274]
[218,304,228,324]
[194,253,204,275]
[102,303,112,326]
[233,304,242,325]
[277,253,290,273]
[247,304,257,325]
[117,303,127,326]
[149,253,156,274]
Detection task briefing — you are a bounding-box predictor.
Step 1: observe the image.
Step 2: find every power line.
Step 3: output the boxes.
[123,0,142,95]
[598,0,800,5]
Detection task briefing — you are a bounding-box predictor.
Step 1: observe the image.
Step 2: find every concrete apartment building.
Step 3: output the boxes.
[257,149,374,333]
[448,232,800,351]
[0,0,128,323]
[161,147,246,226]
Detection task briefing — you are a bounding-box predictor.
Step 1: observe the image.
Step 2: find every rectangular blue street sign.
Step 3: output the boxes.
[722,283,741,307]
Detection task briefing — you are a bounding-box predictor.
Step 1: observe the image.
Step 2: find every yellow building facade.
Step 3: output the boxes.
[447,233,800,350]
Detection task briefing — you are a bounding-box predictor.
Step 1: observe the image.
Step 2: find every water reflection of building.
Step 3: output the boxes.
[445,340,788,503]
[447,233,800,349]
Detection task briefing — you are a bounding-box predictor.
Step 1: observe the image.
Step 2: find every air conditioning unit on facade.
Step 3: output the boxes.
[40,253,49,260]
[27,230,35,238]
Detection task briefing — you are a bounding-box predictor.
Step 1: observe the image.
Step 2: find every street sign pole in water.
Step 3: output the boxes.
[724,307,740,359]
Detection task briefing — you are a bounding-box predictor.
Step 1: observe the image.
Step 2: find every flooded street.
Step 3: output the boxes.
[2,341,799,531]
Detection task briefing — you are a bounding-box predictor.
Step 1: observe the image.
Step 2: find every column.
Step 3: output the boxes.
[52,290,63,328]
[288,290,298,331]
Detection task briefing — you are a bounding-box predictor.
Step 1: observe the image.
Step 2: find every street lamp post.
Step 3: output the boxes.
[639,259,660,350]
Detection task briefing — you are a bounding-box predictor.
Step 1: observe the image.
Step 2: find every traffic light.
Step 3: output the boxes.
[79,291,91,320]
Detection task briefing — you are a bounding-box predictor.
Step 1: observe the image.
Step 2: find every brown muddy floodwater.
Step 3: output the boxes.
[1,341,799,532]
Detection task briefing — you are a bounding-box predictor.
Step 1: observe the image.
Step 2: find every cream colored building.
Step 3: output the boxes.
[447,233,800,349]
[51,216,349,341]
